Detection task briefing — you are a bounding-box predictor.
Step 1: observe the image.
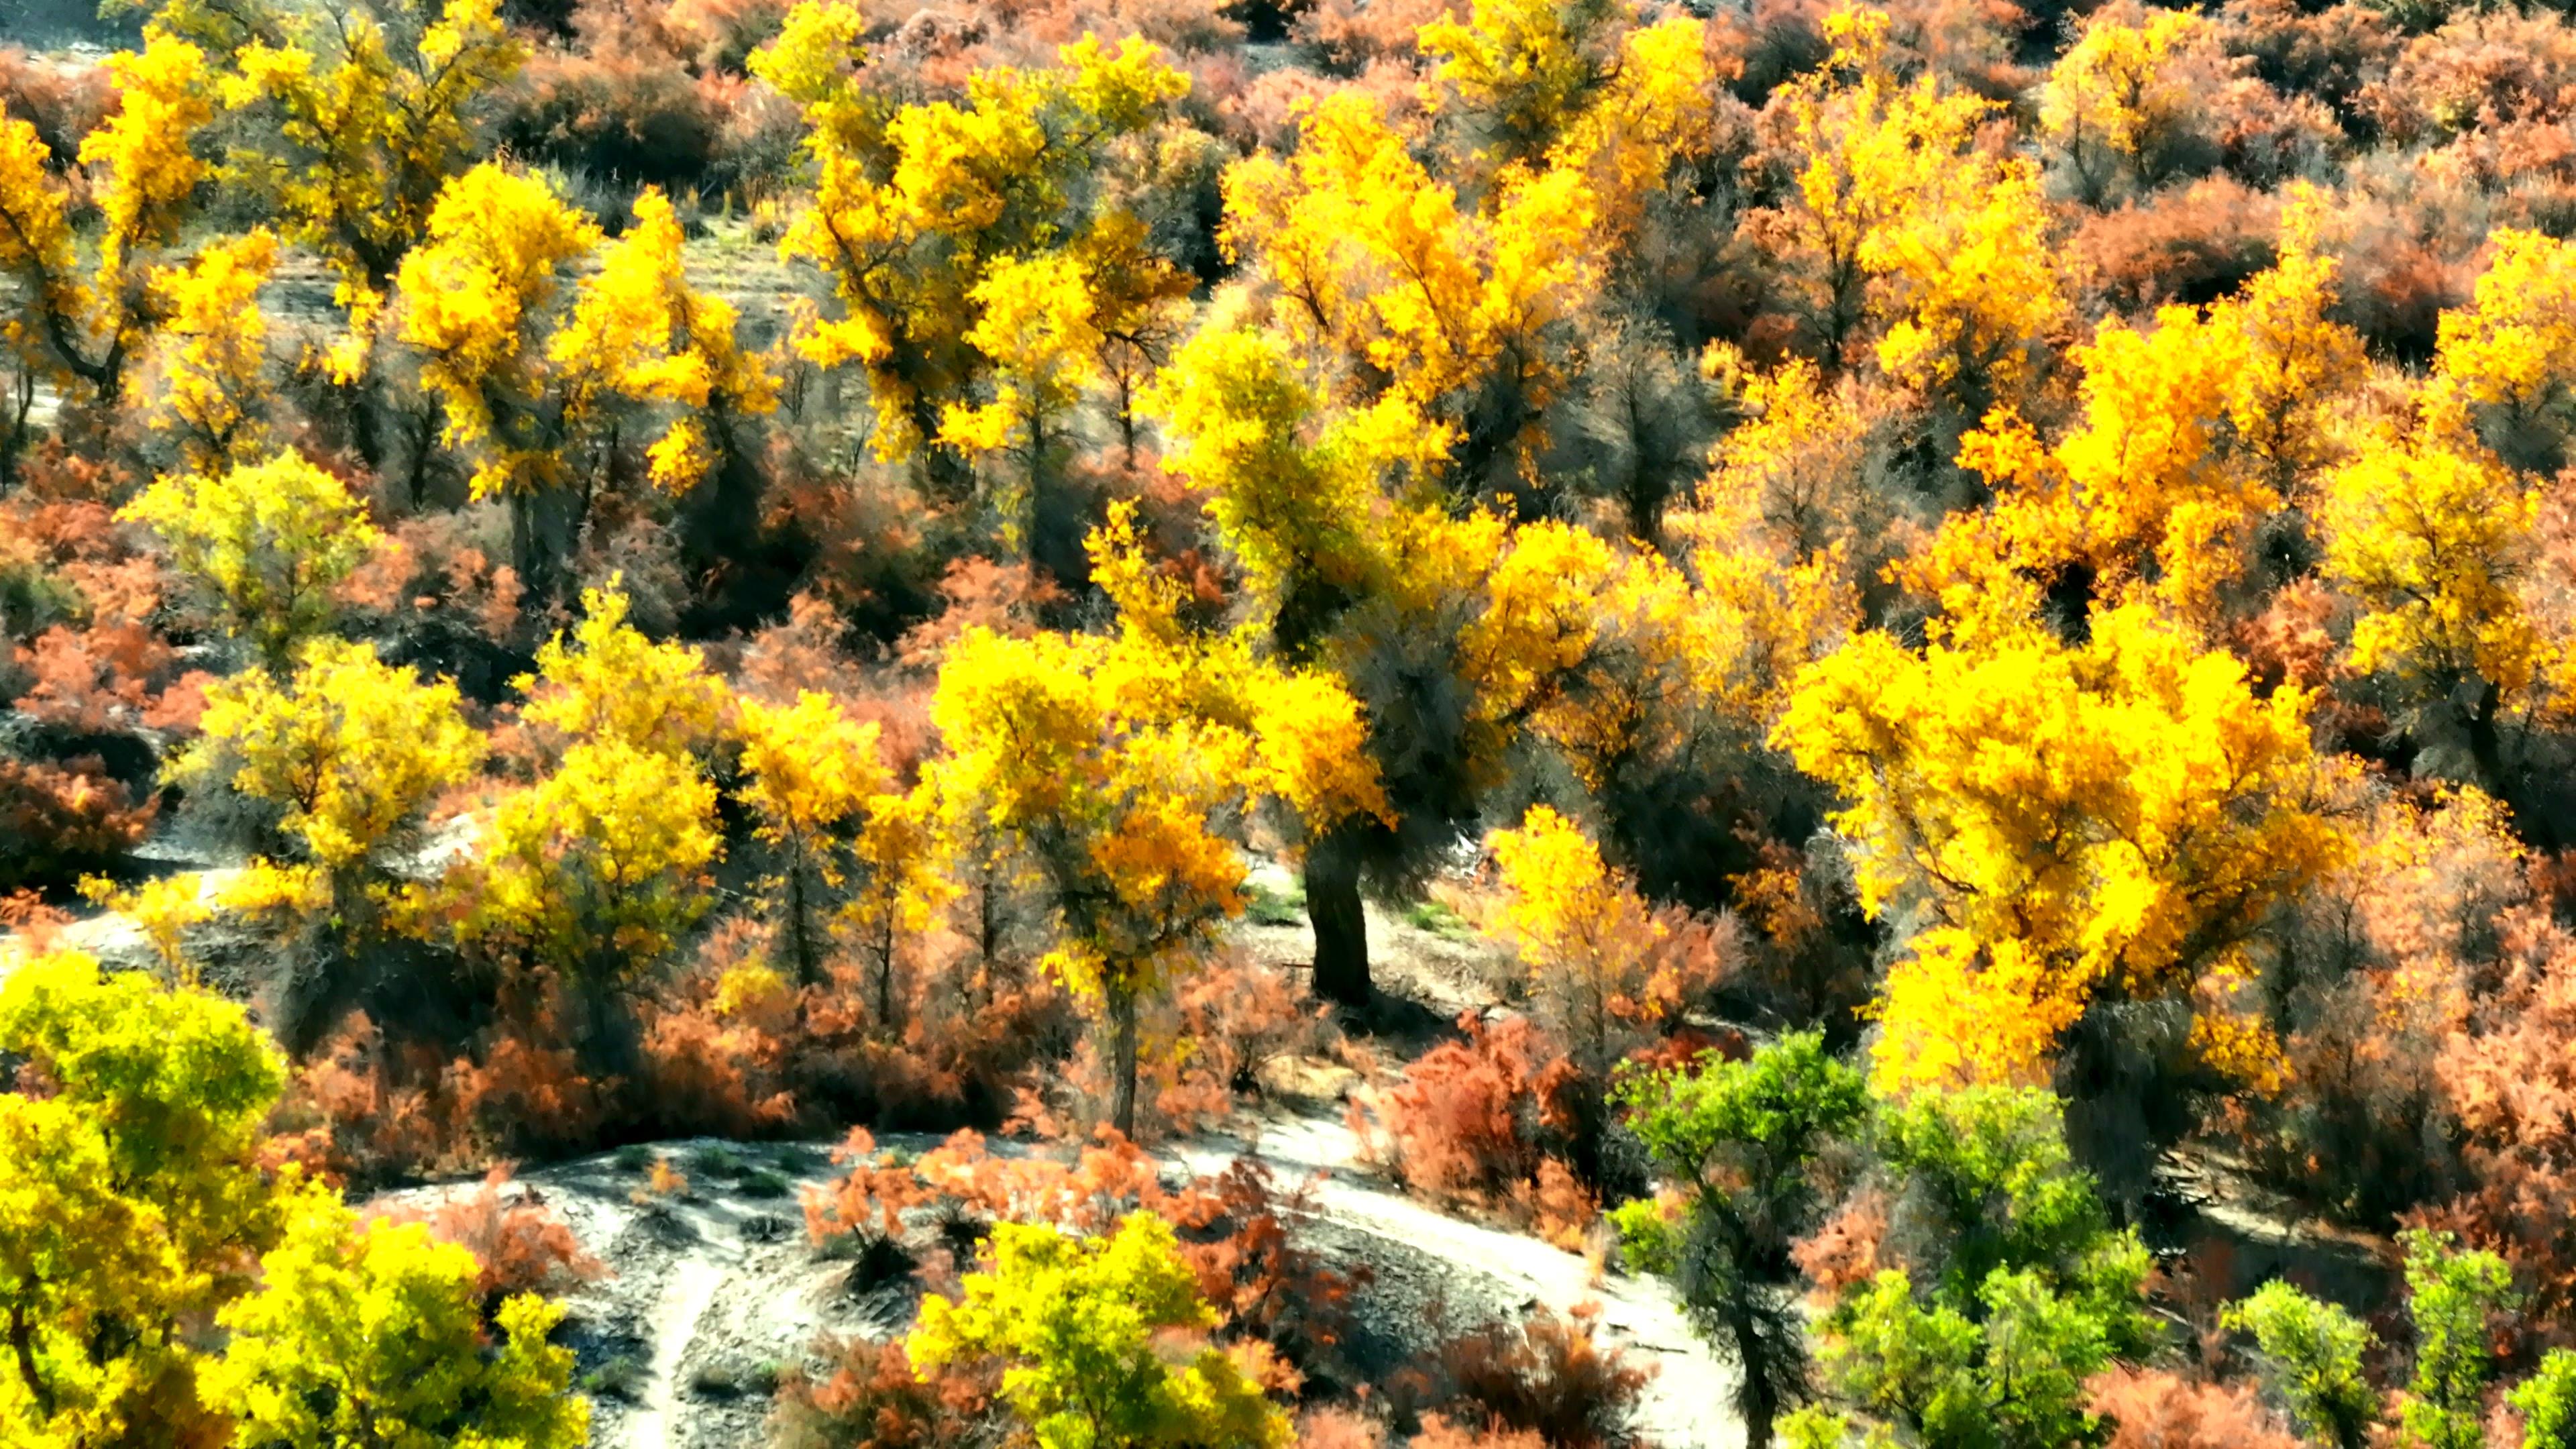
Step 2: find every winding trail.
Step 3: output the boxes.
[629,1255,729,1449]
[1168,1112,1747,1449]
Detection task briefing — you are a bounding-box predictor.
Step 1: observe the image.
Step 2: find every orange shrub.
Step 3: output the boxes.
[2086,1366,2302,1449]
[1415,1305,1650,1449]
[0,755,153,891]
[770,1336,998,1449]
[380,1165,606,1315]
[1352,1013,1584,1219]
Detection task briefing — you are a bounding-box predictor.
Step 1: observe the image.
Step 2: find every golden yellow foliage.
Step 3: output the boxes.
[1776,605,2347,1090]
[121,449,383,665]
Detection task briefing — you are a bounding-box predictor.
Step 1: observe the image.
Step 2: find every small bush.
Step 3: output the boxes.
[2086,1366,2303,1449]
[382,1165,606,1316]
[769,1336,997,1449]
[1412,1305,1650,1449]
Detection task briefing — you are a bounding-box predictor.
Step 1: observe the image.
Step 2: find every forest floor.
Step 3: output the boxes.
[368,890,1752,1449]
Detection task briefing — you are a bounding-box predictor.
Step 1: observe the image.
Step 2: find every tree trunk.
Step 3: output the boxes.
[1729,1288,1780,1449]
[1305,823,1371,1007]
[1109,985,1140,1139]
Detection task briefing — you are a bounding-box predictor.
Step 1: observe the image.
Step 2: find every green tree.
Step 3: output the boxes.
[2402,1228,2517,1449]
[2512,1350,2576,1449]
[1611,1034,1868,1449]
[909,1213,1289,1449]
[0,951,290,1447]
[1817,1087,2155,1449]
[2222,1281,2378,1449]
[206,1192,589,1449]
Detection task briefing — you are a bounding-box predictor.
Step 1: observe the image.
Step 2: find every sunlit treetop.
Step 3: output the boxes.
[516,583,733,759]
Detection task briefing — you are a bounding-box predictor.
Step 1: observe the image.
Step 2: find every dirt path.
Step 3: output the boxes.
[1167,1112,1746,1449]
[629,1255,729,1449]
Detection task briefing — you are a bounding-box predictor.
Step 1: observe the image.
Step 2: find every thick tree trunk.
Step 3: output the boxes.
[1729,1290,1780,1449]
[1304,824,1371,1007]
[1109,985,1140,1139]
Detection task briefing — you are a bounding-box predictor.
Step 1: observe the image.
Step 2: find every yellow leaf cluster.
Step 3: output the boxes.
[121,449,383,664]
[1776,604,2349,1091]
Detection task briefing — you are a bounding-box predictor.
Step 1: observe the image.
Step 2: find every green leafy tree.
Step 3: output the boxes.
[0,951,289,1447]
[2401,1228,2517,1449]
[908,1212,1289,1449]
[1817,1086,2155,1449]
[2513,1350,2576,1449]
[2222,1282,2378,1449]
[205,1191,590,1449]
[1611,1034,1868,1449]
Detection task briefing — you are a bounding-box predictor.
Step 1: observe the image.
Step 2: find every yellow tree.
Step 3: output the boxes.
[2318,229,2576,797]
[1918,193,2365,637]
[754,9,1191,494]
[167,638,482,933]
[205,0,527,309]
[928,505,1385,1132]
[147,229,283,471]
[0,30,213,412]
[939,252,1106,553]
[1484,804,1698,1077]
[1767,6,2066,410]
[515,582,733,760]
[1774,604,2347,1093]
[121,449,383,666]
[736,689,895,994]
[2041,5,2212,205]
[393,172,777,582]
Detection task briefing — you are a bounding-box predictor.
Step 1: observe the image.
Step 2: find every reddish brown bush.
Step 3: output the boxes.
[1409,1417,1548,1449]
[2218,0,2393,129]
[1352,1013,1582,1212]
[381,1165,606,1313]
[2069,177,2281,315]
[0,755,153,891]
[2363,9,2576,147]
[769,1336,998,1449]
[2086,1366,2303,1449]
[1417,1305,1651,1449]
[2418,902,2576,1350]
[0,50,113,165]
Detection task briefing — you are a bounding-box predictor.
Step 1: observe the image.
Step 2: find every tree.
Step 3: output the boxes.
[2041,6,2213,205]
[928,504,1384,1130]
[1766,7,2065,412]
[0,30,214,413]
[2400,1228,2516,1449]
[753,8,1191,494]
[456,737,722,994]
[121,450,382,667]
[515,583,732,760]
[205,1192,589,1449]
[168,637,483,942]
[908,1212,1290,1449]
[1817,1086,2155,1449]
[1775,604,2347,1091]
[938,251,1106,553]
[1485,805,1705,1078]
[2513,1350,2576,1449]
[735,689,896,991]
[146,228,282,471]
[2222,1283,2378,1449]
[0,951,289,1448]
[1610,1034,1868,1449]
[200,0,527,303]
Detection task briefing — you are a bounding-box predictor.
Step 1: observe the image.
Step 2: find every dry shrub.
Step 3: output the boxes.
[2416,900,2576,1350]
[380,1165,606,1313]
[2363,9,2576,147]
[2069,177,2281,315]
[2086,1366,2302,1449]
[2218,0,2393,129]
[1410,1417,1548,1449]
[1351,1013,1583,1214]
[0,50,113,164]
[0,756,153,891]
[499,0,800,194]
[1300,1406,1391,1449]
[806,1130,1364,1375]
[1417,1305,1650,1449]
[2226,786,2519,1226]
[769,1336,998,1449]
[1792,1184,1892,1300]
[11,621,194,737]
[270,993,615,1185]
